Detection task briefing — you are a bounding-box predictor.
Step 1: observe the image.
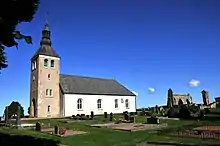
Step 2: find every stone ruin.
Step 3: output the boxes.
[167,88,192,108]
[201,90,210,106]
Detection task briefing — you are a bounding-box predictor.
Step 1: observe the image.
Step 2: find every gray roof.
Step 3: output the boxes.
[59,74,135,96]
[33,45,60,59]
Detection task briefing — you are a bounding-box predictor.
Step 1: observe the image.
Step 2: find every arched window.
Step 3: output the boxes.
[186,99,190,105]
[51,60,55,68]
[46,89,49,96]
[125,99,129,109]
[49,89,52,96]
[47,105,51,112]
[32,62,34,70]
[34,61,37,69]
[115,99,118,108]
[44,59,48,67]
[77,98,82,109]
[97,99,102,109]
[178,99,184,105]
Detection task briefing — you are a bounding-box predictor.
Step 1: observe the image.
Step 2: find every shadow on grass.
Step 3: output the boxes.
[0,133,60,146]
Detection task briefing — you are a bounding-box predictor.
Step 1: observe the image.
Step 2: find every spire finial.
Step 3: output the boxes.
[45,11,49,25]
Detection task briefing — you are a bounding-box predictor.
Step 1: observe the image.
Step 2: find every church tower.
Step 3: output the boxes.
[29,21,60,118]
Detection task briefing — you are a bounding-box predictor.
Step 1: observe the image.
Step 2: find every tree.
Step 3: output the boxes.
[4,101,24,119]
[0,0,40,70]
[28,106,30,115]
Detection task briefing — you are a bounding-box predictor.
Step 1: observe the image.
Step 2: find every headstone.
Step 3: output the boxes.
[147,117,159,124]
[109,112,113,121]
[129,116,135,123]
[54,125,59,135]
[104,112,107,118]
[35,122,41,131]
[124,112,129,121]
[91,111,94,119]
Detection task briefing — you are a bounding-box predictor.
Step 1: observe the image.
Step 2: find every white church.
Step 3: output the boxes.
[29,22,137,118]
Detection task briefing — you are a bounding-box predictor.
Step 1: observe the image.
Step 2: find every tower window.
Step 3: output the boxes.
[49,89,52,96]
[32,75,35,81]
[46,89,49,95]
[47,105,51,112]
[32,62,34,70]
[44,59,48,67]
[48,74,51,79]
[34,61,37,69]
[51,60,55,68]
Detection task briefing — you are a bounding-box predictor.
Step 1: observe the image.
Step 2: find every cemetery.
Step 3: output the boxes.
[1,90,220,145]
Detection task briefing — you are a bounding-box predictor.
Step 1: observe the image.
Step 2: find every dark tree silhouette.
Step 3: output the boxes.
[4,101,24,119]
[28,107,30,115]
[0,0,40,70]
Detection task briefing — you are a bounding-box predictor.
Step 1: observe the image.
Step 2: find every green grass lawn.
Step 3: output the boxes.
[1,114,220,146]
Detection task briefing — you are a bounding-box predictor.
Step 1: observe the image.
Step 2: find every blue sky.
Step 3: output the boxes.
[1,0,220,114]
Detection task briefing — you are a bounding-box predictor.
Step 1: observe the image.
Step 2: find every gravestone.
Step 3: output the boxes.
[129,116,135,123]
[124,112,129,121]
[110,112,113,121]
[104,112,107,118]
[147,117,159,124]
[36,122,41,131]
[91,111,94,119]
[54,125,59,135]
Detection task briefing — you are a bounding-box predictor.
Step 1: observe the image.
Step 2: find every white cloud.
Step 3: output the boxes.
[189,79,200,87]
[132,91,138,96]
[148,87,155,93]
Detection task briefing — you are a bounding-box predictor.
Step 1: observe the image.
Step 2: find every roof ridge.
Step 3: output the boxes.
[60,74,114,81]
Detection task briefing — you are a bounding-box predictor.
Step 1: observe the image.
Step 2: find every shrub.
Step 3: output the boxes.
[204,108,210,114]
[179,105,191,119]
[167,106,179,118]
[59,127,66,135]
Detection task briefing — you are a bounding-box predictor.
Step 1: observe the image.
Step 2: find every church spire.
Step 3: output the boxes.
[40,12,51,46]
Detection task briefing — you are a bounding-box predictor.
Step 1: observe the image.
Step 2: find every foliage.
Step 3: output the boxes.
[179,105,191,119]
[4,101,24,119]
[167,106,179,118]
[0,0,40,70]
[59,127,66,135]
[28,107,30,115]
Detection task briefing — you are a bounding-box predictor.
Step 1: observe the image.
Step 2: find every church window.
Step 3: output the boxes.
[44,59,48,67]
[34,61,37,69]
[125,99,129,109]
[77,98,82,109]
[32,62,34,70]
[46,89,49,95]
[97,99,102,109]
[51,60,55,68]
[47,105,51,112]
[32,75,35,81]
[48,74,51,79]
[115,99,118,108]
[49,89,52,96]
